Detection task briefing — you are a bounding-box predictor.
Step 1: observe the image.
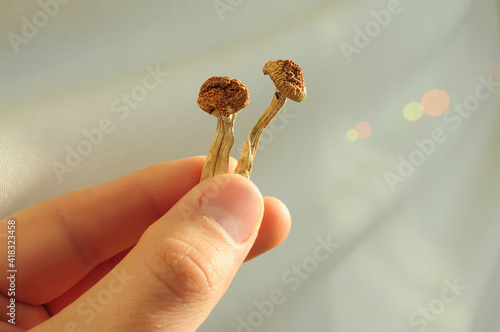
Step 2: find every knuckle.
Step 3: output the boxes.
[143,237,219,303]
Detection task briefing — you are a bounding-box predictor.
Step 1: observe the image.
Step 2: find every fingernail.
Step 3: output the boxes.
[199,175,263,244]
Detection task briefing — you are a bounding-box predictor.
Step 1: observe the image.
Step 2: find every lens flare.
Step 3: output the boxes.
[346,129,358,141]
[421,89,450,116]
[355,121,372,138]
[403,102,424,121]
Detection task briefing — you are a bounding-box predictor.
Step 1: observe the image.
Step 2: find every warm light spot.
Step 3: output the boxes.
[346,129,358,141]
[403,102,424,121]
[421,89,450,116]
[355,121,372,138]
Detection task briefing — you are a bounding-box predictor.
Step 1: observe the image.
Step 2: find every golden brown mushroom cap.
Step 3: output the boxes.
[197,76,250,116]
[263,60,307,102]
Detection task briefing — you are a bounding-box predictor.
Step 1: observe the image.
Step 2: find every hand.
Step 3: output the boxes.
[0,156,291,331]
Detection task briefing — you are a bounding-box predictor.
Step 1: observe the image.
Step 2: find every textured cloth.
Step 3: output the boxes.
[1,1,499,331]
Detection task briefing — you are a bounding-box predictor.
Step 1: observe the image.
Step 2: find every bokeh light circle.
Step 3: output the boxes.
[355,121,372,138]
[403,102,424,122]
[421,89,450,116]
[346,129,358,141]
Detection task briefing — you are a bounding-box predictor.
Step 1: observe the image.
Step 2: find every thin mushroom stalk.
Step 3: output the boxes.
[201,112,236,180]
[198,76,249,182]
[235,89,286,178]
[236,59,306,178]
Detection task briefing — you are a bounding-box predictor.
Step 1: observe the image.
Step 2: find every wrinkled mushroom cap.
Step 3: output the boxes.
[197,76,250,117]
[263,60,306,102]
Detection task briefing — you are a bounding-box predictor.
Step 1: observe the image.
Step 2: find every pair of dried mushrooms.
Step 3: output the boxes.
[197,59,307,182]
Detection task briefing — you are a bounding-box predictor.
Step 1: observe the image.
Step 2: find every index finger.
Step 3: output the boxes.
[0,156,205,305]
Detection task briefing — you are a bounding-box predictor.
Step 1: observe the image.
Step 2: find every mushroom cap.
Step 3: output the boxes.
[263,60,306,102]
[197,76,250,116]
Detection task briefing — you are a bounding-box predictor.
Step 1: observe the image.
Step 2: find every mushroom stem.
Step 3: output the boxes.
[198,76,249,182]
[214,113,236,176]
[200,112,236,181]
[235,89,287,178]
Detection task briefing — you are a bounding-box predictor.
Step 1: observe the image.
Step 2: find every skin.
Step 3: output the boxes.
[0,156,291,331]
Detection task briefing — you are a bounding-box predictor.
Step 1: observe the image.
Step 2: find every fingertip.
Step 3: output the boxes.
[228,157,238,173]
[245,196,291,262]
[197,174,264,244]
[264,196,292,243]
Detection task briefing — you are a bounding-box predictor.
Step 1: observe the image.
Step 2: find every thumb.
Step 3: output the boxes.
[36,174,264,332]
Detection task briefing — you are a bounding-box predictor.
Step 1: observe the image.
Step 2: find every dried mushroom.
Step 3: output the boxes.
[197,76,249,181]
[235,59,306,178]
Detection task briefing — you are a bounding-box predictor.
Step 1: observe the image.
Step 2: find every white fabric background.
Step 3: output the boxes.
[1,1,499,331]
